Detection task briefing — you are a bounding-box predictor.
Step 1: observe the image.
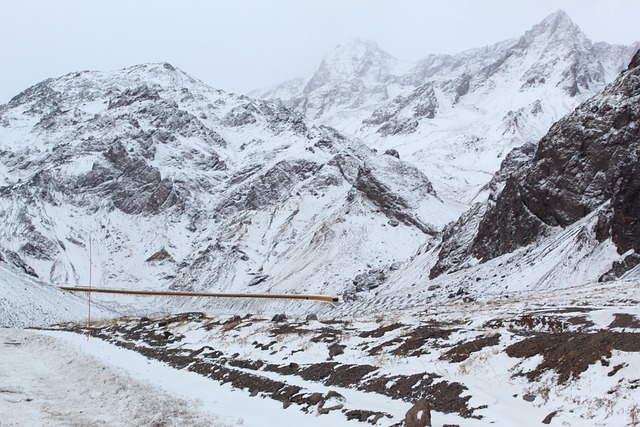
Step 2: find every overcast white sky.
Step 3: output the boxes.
[1,0,638,104]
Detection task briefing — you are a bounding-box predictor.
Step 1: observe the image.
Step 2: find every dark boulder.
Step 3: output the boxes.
[404,398,432,427]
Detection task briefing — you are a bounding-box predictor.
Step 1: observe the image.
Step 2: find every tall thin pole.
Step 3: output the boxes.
[87,234,92,340]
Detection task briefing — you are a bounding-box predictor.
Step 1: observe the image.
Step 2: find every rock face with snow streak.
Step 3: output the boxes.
[472,51,640,259]
[429,50,640,281]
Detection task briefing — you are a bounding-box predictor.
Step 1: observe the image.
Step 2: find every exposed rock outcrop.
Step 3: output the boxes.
[470,50,640,263]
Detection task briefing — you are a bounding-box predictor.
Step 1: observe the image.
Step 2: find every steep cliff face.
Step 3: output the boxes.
[470,50,640,266]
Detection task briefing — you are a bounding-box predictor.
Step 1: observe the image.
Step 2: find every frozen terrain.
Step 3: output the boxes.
[0,9,639,427]
[3,279,640,426]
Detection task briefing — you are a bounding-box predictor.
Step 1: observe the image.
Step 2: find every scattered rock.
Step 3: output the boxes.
[317,390,345,415]
[221,321,241,331]
[353,268,387,292]
[506,331,640,384]
[328,343,346,359]
[607,363,627,377]
[599,253,640,282]
[306,314,318,322]
[440,334,501,363]
[145,248,174,263]
[522,393,536,402]
[608,313,640,329]
[359,323,404,339]
[542,410,559,424]
[247,274,269,287]
[404,398,431,427]
[272,314,287,322]
[344,409,391,423]
[383,149,400,158]
[224,315,242,325]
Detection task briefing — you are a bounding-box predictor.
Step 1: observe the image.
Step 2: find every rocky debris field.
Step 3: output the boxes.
[52,281,640,426]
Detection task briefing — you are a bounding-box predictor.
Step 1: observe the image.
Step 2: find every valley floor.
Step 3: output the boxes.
[2,281,640,427]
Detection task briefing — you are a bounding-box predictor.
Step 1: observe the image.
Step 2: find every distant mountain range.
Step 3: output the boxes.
[252,10,638,204]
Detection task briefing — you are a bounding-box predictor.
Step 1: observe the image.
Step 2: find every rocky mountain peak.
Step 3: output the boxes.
[537,9,577,34]
[304,38,398,94]
[506,10,607,97]
[322,38,394,76]
[3,62,208,115]
[520,9,589,49]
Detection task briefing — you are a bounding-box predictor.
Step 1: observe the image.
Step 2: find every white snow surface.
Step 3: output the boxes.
[0,328,350,427]
[2,277,639,426]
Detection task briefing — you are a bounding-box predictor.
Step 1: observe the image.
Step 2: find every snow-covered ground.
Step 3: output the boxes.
[3,278,638,427]
[0,328,228,426]
[0,328,361,427]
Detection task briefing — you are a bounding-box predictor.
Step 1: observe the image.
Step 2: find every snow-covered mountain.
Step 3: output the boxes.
[363,49,640,309]
[0,10,638,329]
[252,38,412,122]
[252,10,639,204]
[2,10,639,426]
[0,62,464,324]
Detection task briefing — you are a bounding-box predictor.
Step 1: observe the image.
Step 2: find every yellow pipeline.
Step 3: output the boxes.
[60,286,339,302]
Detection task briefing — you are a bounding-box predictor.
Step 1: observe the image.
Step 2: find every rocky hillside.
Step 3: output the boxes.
[421,49,640,292]
[0,63,462,311]
[471,50,640,275]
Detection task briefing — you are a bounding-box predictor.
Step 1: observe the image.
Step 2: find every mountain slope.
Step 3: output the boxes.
[393,49,640,305]
[470,49,640,273]
[0,63,464,324]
